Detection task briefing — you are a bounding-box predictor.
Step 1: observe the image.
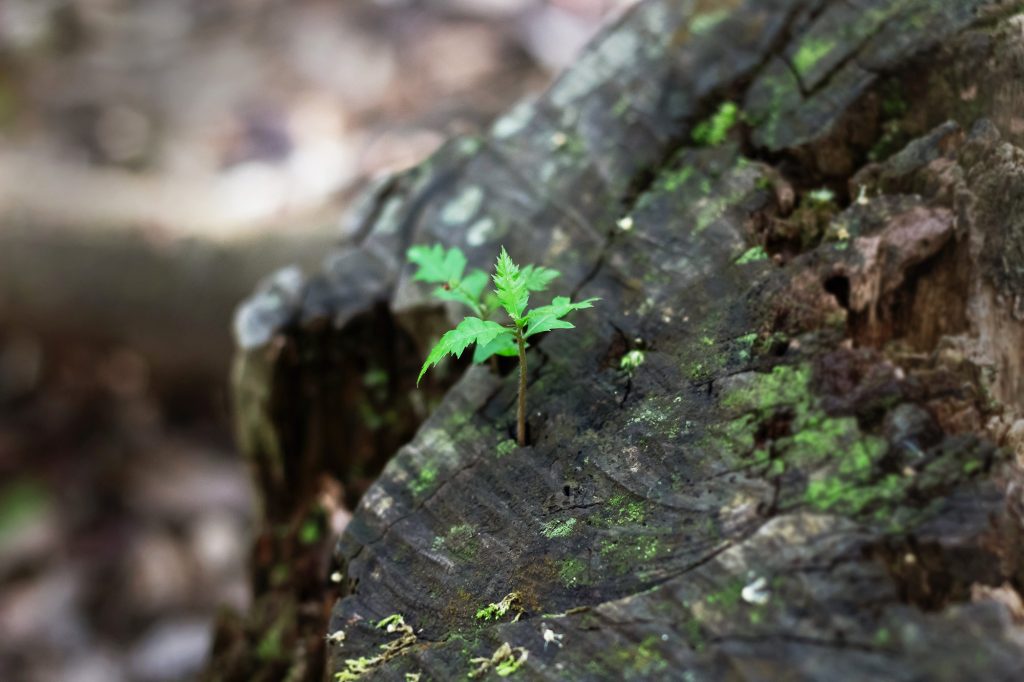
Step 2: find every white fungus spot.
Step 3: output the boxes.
[441,186,484,224]
[466,217,496,247]
[542,626,564,649]
[741,576,770,605]
[856,184,870,205]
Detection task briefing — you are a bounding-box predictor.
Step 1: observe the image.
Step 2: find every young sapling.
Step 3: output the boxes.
[408,244,597,446]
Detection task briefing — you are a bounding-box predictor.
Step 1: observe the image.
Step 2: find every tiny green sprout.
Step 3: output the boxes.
[375,614,406,631]
[806,187,836,206]
[735,246,768,264]
[469,642,529,679]
[336,657,375,681]
[475,592,524,622]
[408,244,598,446]
[335,613,418,680]
[496,439,517,458]
[495,649,528,677]
[620,349,645,375]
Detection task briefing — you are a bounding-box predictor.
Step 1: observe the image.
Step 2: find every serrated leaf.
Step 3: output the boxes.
[493,247,529,322]
[521,265,560,292]
[418,317,509,384]
[407,244,467,285]
[472,331,519,364]
[523,296,599,338]
[433,269,489,313]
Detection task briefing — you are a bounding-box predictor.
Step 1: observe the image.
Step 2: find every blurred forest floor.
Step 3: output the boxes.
[0,1,633,680]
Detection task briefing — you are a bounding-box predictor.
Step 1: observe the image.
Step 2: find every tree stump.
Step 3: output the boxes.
[226,1,1024,679]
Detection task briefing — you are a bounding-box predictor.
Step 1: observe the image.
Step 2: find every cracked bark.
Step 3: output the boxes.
[216,1,1024,680]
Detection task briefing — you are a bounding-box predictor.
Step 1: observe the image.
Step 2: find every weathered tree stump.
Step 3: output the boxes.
[224,1,1024,679]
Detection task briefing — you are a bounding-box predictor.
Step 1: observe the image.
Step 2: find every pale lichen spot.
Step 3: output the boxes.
[539,160,559,185]
[375,196,405,235]
[492,100,535,139]
[362,485,395,518]
[457,137,482,156]
[441,186,484,225]
[550,29,639,109]
[466,217,496,247]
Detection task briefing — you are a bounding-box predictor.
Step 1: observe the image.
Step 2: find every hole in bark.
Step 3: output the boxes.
[824,274,850,310]
[601,326,632,372]
[868,538,1009,612]
[263,304,457,518]
[850,237,968,350]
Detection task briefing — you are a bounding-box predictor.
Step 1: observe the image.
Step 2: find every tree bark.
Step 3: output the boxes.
[222,1,1024,679]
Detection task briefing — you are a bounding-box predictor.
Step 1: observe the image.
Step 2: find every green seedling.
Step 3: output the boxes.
[475,591,524,622]
[620,349,646,376]
[468,642,529,679]
[408,245,597,446]
[806,187,836,206]
[335,614,417,680]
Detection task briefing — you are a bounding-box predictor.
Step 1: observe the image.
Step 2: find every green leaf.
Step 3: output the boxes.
[735,246,768,264]
[432,269,488,312]
[492,247,529,322]
[418,317,509,384]
[407,244,466,285]
[523,296,598,338]
[521,265,559,292]
[472,330,518,364]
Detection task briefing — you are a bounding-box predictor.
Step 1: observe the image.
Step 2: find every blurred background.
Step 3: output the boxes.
[0,1,635,680]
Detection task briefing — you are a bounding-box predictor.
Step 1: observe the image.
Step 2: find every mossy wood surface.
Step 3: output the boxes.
[229,1,1024,679]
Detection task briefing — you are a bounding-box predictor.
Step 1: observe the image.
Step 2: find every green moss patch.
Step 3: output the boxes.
[692,102,740,146]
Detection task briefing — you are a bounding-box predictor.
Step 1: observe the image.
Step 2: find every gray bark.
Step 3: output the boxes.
[226,1,1024,679]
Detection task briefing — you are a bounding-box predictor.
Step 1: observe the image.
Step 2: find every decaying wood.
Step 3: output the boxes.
[225,0,1024,679]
